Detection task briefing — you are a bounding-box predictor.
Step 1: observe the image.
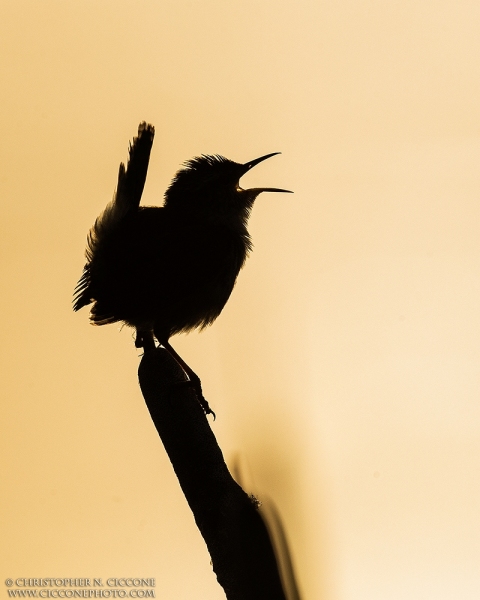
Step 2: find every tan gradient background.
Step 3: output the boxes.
[1,1,480,598]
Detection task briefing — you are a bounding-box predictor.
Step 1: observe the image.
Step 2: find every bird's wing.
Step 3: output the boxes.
[73,264,93,312]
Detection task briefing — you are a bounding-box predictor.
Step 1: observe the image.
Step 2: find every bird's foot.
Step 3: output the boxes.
[135,330,156,351]
[175,378,216,420]
[155,338,216,419]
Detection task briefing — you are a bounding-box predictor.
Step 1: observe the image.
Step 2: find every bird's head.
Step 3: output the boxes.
[164,152,292,220]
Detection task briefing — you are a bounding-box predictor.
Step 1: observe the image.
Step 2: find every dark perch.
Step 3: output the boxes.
[138,347,287,600]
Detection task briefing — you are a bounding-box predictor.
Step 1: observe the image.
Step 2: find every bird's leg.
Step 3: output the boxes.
[135,329,157,352]
[160,339,216,419]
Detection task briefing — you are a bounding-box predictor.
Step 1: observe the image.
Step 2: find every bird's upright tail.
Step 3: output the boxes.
[85,122,155,262]
[73,122,155,313]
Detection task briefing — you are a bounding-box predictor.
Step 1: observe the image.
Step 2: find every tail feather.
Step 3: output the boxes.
[88,302,120,325]
[73,123,155,316]
[85,122,155,261]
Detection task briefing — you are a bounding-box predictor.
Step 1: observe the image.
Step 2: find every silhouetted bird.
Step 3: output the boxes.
[74,122,292,416]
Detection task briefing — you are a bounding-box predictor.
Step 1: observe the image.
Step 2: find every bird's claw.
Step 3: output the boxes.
[172,380,215,419]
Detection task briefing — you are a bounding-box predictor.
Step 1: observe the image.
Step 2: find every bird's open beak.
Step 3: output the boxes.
[241,152,293,194]
[243,152,282,171]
